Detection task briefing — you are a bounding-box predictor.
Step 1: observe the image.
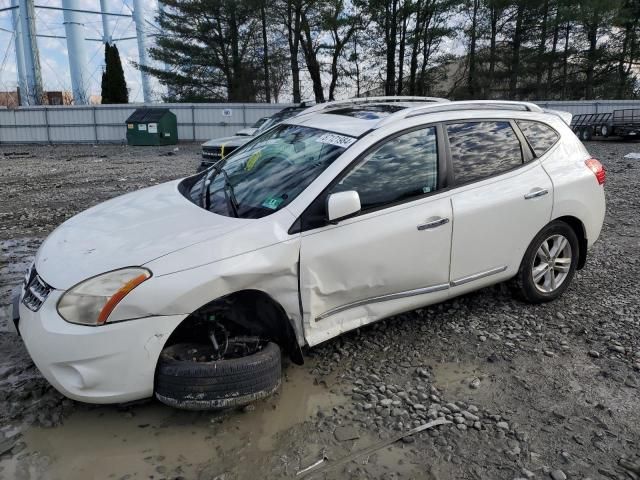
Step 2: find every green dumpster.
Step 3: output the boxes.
[125,108,178,146]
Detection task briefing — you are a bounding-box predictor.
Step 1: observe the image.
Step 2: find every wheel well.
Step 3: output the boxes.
[555,215,588,269]
[163,290,304,365]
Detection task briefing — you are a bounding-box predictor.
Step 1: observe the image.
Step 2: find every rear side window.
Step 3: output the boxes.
[332,127,438,211]
[447,121,523,185]
[516,120,559,157]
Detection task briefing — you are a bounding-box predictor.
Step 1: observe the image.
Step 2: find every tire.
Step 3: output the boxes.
[580,127,593,141]
[155,341,281,410]
[600,124,609,137]
[514,221,579,304]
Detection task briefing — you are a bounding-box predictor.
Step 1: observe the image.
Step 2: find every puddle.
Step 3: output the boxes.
[0,365,345,480]
[430,361,490,398]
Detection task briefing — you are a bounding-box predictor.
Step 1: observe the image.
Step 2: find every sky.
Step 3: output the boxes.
[0,0,162,103]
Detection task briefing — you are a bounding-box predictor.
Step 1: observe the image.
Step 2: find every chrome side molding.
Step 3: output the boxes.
[315,266,508,321]
[450,266,507,287]
[315,283,449,321]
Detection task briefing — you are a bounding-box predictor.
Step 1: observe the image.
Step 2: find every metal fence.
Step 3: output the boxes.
[535,100,640,115]
[2,100,640,144]
[0,103,292,144]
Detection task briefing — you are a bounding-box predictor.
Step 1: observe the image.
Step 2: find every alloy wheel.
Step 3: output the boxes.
[531,234,572,293]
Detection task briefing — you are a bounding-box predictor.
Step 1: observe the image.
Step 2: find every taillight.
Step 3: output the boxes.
[585,158,605,185]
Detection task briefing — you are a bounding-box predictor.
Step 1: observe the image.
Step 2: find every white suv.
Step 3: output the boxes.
[13,98,606,409]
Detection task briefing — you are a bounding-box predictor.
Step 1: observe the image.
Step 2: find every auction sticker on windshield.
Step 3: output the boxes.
[316,133,356,148]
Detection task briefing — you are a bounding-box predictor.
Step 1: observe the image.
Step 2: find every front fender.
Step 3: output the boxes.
[111,238,304,346]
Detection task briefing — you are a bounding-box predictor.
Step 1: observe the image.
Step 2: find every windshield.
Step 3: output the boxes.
[188,124,354,219]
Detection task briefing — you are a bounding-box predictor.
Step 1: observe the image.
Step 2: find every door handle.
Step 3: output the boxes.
[524,188,548,200]
[417,217,449,231]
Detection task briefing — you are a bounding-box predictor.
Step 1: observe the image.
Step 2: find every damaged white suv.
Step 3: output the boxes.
[13,98,606,409]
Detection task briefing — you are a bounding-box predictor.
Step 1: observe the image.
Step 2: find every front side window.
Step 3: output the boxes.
[332,127,438,211]
[447,121,523,185]
[188,125,353,218]
[516,120,559,157]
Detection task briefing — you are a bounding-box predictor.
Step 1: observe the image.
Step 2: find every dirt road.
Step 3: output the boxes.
[0,141,639,479]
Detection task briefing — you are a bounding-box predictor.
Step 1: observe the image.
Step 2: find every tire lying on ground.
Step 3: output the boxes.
[155,341,281,410]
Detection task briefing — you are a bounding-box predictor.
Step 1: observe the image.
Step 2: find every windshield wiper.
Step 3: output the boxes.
[202,163,240,217]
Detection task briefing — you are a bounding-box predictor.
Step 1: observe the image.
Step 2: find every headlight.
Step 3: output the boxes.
[57,268,151,326]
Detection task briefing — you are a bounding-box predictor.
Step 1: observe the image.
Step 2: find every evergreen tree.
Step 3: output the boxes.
[101,43,129,104]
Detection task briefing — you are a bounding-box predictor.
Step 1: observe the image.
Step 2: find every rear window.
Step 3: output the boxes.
[447,121,524,185]
[516,121,559,157]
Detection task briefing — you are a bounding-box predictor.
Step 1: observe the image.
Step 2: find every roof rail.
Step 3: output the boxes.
[300,96,448,115]
[403,100,543,120]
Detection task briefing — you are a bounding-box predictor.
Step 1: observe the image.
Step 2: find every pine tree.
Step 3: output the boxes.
[101,43,129,104]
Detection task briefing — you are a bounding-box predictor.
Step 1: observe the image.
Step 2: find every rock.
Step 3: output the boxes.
[609,345,625,353]
[445,403,460,413]
[456,423,467,431]
[11,442,26,455]
[624,376,638,389]
[496,421,509,430]
[0,437,17,456]
[550,469,567,480]
[380,399,393,407]
[334,426,360,442]
[462,411,480,422]
[588,350,600,358]
[469,378,481,389]
[619,457,640,474]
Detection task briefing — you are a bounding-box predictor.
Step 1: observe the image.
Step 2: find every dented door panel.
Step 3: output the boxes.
[300,194,453,346]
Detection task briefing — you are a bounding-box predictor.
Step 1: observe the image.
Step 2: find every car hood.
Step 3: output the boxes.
[235,128,257,136]
[201,135,252,149]
[35,180,246,289]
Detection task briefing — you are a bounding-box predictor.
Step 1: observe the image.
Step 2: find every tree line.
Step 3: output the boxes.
[142,0,640,103]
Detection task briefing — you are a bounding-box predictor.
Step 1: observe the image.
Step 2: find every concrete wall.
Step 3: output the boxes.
[2,100,640,144]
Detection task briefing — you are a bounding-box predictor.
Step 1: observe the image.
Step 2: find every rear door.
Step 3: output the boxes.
[446,120,553,291]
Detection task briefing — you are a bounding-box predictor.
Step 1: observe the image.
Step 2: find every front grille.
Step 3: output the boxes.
[201,146,237,160]
[202,147,222,160]
[22,267,52,312]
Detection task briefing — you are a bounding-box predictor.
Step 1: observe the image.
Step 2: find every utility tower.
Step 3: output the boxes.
[15,0,43,105]
[10,0,27,102]
[133,0,152,103]
[62,0,90,104]
[99,0,112,44]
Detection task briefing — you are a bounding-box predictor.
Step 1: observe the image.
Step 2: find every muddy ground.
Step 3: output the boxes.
[0,141,639,480]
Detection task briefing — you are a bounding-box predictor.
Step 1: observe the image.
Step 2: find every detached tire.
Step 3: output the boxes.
[155,342,281,410]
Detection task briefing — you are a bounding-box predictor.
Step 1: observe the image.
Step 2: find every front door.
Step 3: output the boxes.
[298,126,453,346]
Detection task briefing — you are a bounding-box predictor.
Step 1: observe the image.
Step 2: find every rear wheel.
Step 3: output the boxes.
[514,221,579,303]
[155,340,281,410]
[600,124,610,137]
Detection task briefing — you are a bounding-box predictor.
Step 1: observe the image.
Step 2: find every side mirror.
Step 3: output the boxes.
[327,191,361,223]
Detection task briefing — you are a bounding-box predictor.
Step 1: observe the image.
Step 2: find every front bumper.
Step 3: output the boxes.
[15,289,185,404]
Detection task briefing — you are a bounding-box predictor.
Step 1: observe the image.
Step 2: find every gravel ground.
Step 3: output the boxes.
[0,140,639,480]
